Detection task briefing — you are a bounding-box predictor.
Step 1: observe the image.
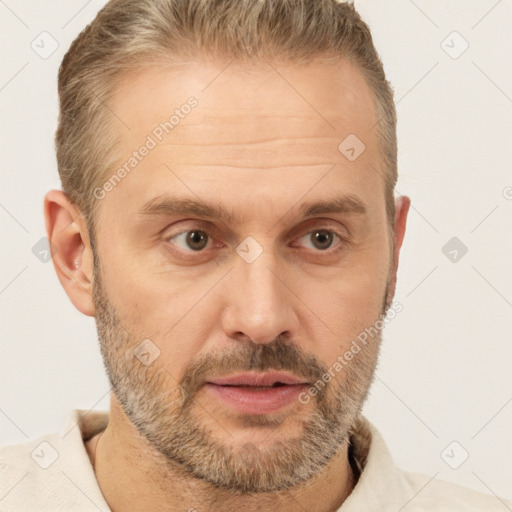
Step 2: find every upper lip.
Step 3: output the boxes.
[207,371,307,387]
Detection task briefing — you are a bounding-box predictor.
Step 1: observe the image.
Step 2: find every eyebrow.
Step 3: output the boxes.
[138,193,367,224]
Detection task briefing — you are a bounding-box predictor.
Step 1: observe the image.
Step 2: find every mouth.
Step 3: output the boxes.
[204,372,309,415]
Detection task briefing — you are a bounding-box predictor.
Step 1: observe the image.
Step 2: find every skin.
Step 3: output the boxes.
[45,57,410,512]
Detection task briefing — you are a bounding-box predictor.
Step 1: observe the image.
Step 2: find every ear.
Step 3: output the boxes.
[386,195,411,305]
[44,190,96,316]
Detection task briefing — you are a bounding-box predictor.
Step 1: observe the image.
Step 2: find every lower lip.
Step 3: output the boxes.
[204,383,308,415]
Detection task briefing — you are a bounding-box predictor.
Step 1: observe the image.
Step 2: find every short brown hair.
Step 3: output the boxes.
[56,0,397,234]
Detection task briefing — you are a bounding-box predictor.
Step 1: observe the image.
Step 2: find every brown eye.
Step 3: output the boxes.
[169,230,211,251]
[186,230,209,250]
[297,229,341,251]
[311,230,335,250]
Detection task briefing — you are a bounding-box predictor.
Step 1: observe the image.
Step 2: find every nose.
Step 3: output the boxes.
[220,250,298,345]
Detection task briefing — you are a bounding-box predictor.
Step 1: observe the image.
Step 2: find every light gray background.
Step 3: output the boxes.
[1,0,511,502]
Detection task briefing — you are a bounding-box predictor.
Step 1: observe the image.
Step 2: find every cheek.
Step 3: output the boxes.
[100,255,221,374]
[299,253,389,360]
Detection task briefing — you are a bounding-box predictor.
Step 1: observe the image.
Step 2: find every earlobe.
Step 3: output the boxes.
[44,190,96,317]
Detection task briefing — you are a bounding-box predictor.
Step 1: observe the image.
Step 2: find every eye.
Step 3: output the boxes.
[168,229,212,252]
[295,229,343,251]
[165,226,345,256]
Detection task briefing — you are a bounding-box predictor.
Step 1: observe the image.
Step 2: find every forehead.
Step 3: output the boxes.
[98,57,384,223]
[111,57,377,145]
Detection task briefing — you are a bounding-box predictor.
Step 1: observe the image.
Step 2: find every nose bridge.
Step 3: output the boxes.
[222,244,295,344]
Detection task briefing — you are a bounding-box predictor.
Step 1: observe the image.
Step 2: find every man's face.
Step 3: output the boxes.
[91,58,395,492]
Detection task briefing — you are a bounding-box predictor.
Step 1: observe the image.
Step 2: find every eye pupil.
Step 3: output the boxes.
[186,230,209,251]
[312,230,334,250]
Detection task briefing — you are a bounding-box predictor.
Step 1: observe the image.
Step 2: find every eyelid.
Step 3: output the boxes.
[164,224,221,252]
[162,220,216,240]
[290,218,349,245]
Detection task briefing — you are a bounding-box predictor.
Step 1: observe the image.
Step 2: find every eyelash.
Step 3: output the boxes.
[164,224,347,257]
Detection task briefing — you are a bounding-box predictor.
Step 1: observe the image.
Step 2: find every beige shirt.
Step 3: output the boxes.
[1,409,509,511]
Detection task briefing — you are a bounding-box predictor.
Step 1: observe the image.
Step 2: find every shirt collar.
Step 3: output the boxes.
[339,415,411,511]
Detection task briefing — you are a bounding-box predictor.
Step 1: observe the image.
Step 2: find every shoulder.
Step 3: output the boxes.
[0,410,110,511]
[398,468,512,511]
[0,429,63,474]
[1,431,68,509]
[347,416,512,512]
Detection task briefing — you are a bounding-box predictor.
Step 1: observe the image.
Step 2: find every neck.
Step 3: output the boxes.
[86,402,357,512]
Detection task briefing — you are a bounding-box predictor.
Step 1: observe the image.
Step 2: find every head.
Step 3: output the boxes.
[45,0,409,494]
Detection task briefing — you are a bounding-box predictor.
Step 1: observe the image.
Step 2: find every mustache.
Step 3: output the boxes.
[177,336,329,408]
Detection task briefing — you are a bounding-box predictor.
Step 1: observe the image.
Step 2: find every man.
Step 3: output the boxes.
[1,0,510,510]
